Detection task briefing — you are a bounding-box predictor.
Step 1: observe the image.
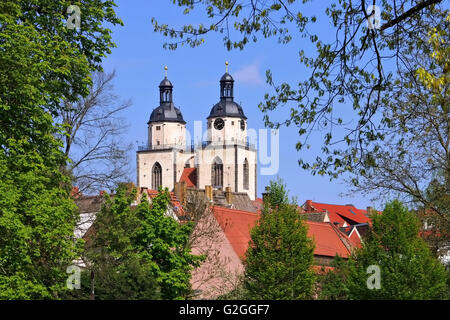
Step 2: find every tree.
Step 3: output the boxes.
[0,0,122,298]
[243,179,316,299]
[348,13,449,218]
[317,256,350,300]
[77,185,160,299]
[345,200,448,299]
[59,70,133,195]
[81,185,202,300]
[152,1,447,180]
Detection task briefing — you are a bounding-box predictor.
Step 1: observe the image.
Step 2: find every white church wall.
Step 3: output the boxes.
[149,122,186,148]
[236,147,257,200]
[207,118,247,145]
[137,150,175,190]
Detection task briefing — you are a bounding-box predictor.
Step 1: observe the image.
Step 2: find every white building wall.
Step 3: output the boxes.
[137,150,175,190]
[236,147,257,200]
[194,144,257,200]
[149,122,186,148]
[207,117,247,144]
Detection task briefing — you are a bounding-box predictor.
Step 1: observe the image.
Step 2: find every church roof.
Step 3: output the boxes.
[207,100,247,119]
[148,104,186,124]
[159,77,173,87]
[149,74,186,124]
[220,72,234,82]
[179,168,197,188]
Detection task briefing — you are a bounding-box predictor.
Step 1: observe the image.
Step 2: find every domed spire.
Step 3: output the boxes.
[208,62,246,120]
[159,66,173,105]
[148,66,186,124]
[220,61,234,100]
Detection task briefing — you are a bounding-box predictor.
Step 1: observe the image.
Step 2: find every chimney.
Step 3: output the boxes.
[225,187,233,205]
[174,182,181,203]
[262,186,271,202]
[367,206,373,216]
[205,185,213,202]
[305,200,313,212]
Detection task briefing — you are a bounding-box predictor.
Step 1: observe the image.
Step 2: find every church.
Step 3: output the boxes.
[136,63,257,200]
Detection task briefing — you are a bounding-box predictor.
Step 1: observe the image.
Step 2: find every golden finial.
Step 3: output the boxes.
[225,61,229,73]
[164,65,168,77]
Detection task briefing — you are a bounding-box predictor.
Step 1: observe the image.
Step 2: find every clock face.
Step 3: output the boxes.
[240,120,245,131]
[214,118,224,130]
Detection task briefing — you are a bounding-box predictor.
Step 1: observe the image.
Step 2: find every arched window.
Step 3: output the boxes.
[211,157,223,188]
[152,162,162,189]
[243,158,249,190]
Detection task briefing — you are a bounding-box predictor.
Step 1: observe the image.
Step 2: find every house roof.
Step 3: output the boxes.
[303,201,371,226]
[307,221,353,258]
[179,168,197,187]
[212,206,359,261]
[213,206,259,258]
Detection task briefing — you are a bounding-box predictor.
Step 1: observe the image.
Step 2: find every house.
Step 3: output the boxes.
[190,203,362,299]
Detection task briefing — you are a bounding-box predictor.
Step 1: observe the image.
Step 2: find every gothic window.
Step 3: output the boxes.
[243,158,249,190]
[211,157,223,188]
[152,162,162,190]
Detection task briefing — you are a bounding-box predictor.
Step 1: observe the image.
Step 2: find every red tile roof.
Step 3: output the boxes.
[304,200,371,226]
[179,168,197,188]
[348,227,363,248]
[213,206,259,258]
[307,221,352,258]
[212,206,357,261]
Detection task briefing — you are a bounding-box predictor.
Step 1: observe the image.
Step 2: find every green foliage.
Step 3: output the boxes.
[263,177,290,209]
[80,186,202,300]
[317,256,350,300]
[0,142,84,299]
[346,200,448,299]
[0,0,122,299]
[152,1,447,181]
[244,179,316,299]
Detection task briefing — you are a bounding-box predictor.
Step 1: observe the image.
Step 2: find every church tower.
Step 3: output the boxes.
[137,63,257,200]
[207,62,247,144]
[137,66,187,191]
[148,66,186,149]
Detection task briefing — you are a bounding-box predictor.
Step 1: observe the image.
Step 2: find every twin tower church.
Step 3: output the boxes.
[136,63,257,200]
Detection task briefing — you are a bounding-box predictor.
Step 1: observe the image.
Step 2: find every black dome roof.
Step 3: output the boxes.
[208,100,247,119]
[220,72,234,82]
[208,70,246,119]
[159,77,173,87]
[148,104,186,124]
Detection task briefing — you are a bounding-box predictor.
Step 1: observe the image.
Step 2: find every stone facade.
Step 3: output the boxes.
[137,67,257,200]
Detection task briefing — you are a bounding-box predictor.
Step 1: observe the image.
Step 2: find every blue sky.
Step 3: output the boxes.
[101,0,383,209]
